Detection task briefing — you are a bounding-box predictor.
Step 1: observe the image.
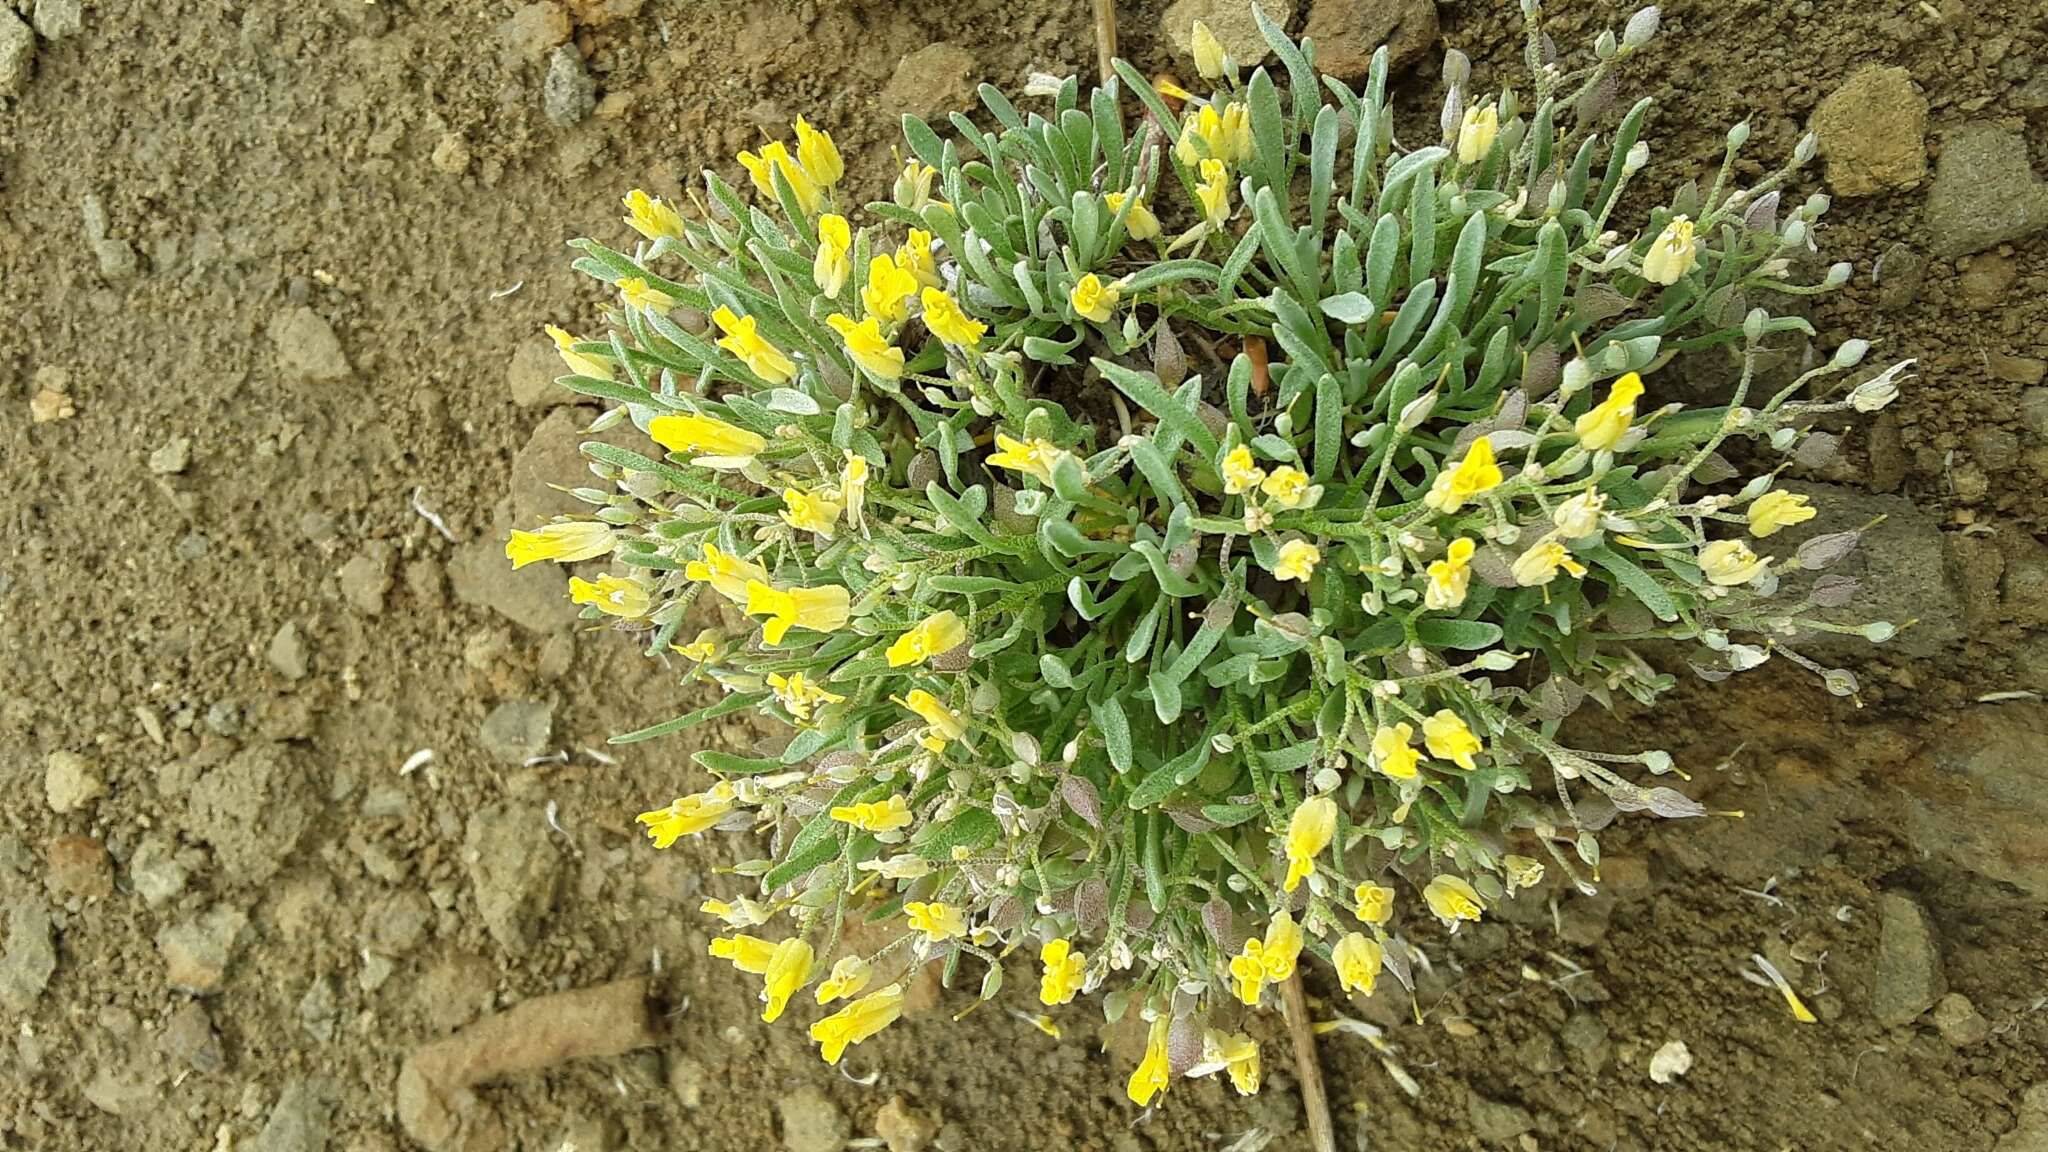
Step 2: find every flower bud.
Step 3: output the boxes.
[1822,262,1852,290]
[1474,650,1520,671]
[1743,309,1768,343]
[1804,192,1831,217]
[1726,121,1751,150]
[1190,20,1227,80]
[1560,357,1592,396]
[1623,141,1650,174]
[1594,28,1618,59]
[1793,132,1818,165]
[1442,48,1472,89]
[1782,219,1809,250]
[1622,5,1661,47]
[1832,338,1869,368]
[1398,390,1440,431]
[1848,377,1898,413]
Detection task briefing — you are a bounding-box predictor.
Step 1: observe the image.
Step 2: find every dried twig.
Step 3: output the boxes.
[1091,0,1118,86]
[1279,973,1336,1152]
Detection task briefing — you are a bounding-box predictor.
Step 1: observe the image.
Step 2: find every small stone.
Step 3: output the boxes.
[2023,388,2048,439]
[45,834,113,900]
[449,538,578,633]
[480,700,553,764]
[1959,251,2017,310]
[499,2,570,61]
[1875,244,1924,311]
[1559,1011,1611,1076]
[268,621,311,680]
[0,900,57,1012]
[429,134,471,176]
[338,544,395,617]
[44,749,104,813]
[667,1054,706,1109]
[1872,892,1947,1026]
[464,802,564,951]
[158,904,249,995]
[185,743,314,885]
[1809,67,1928,197]
[0,9,34,97]
[360,890,434,957]
[1648,1039,1693,1084]
[29,385,75,423]
[129,834,190,908]
[1933,993,1990,1047]
[507,336,572,408]
[1924,123,2048,258]
[2002,1084,2048,1152]
[1970,428,2021,474]
[32,0,84,39]
[1513,1031,1563,1075]
[1990,355,2047,387]
[160,1001,225,1073]
[1161,0,1296,69]
[873,1096,938,1152]
[148,436,192,475]
[1302,0,1436,80]
[543,44,597,127]
[298,975,338,1043]
[779,1085,850,1152]
[269,307,352,381]
[1467,1090,1535,1144]
[881,43,976,120]
[250,1078,336,1152]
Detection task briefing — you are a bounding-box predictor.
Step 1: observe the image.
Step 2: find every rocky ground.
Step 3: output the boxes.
[2,0,2047,1150]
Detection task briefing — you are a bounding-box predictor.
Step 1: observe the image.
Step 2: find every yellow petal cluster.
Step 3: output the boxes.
[1748,490,1816,537]
[1332,932,1383,996]
[813,213,852,296]
[1228,911,1303,1006]
[621,188,685,242]
[1282,796,1337,893]
[1424,537,1476,610]
[1352,881,1395,925]
[636,783,736,848]
[1423,436,1504,513]
[1126,1015,1172,1107]
[545,324,612,381]
[1105,191,1161,240]
[1370,723,1421,780]
[650,411,769,462]
[684,542,769,602]
[886,610,968,667]
[711,306,797,385]
[905,901,966,943]
[987,432,1066,485]
[506,521,614,569]
[861,254,920,326]
[829,794,913,833]
[760,937,814,1023]
[1698,539,1770,586]
[1575,372,1646,451]
[1274,539,1320,583]
[780,485,845,539]
[1643,215,1698,285]
[767,670,845,722]
[810,984,903,1064]
[1069,273,1119,323]
[569,574,649,618]
[1421,709,1484,770]
[746,580,852,644]
[920,288,985,348]
[1039,938,1086,1006]
[1423,875,1486,928]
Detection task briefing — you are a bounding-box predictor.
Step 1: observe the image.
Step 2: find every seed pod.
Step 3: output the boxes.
[1742,190,1781,232]
[1623,5,1662,47]
[1796,531,1861,570]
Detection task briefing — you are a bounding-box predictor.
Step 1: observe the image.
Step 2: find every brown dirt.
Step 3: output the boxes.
[2,1,2045,1150]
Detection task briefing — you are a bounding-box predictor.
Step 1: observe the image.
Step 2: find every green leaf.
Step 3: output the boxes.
[1318,292,1376,324]
[1414,618,1505,649]
[1126,740,1210,810]
[1092,694,1134,774]
[609,692,766,744]
[913,807,1001,860]
[692,749,787,776]
[1094,358,1220,461]
[1587,545,1680,621]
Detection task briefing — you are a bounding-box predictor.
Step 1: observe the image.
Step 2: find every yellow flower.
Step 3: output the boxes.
[1221,445,1265,495]
[810,983,904,1065]
[780,486,845,539]
[1511,535,1588,587]
[1456,104,1500,166]
[887,610,968,667]
[1228,911,1304,1005]
[1423,875,1486,928]
[1274,539,1321,583]
[987,432,1066,485]
[738,139,820,214]
[861,254,920,326]
[636,784,735,848]
[816,956,874,1004]
[1422,709,1483,771]
[1699,539,1770,586]
[1424,537,1476,611]
[761,937,814,1023]
[1069,273,1119,324]
[618,276,676,313]
[840,451,870,532]
[711,933,778,974]
[793,116,843,187]
[1332,932,1383,996]
[1575,372,1646,452]
[746,579,852,644]
[505,521,614,569]
[905,901,966,943]
[684,542,770,603]
[1283,795,1338,893]
[900,229,942,289]
[545,324,612,381]
[1353,881,1395,926]
[1175,102,1250,166]
[1260,466,1314,509]
[901,689,967,752]
[920,288,986,349]
[699,895,770,927]
[649,411,769,462]
[1105,191,1161,241]
[1127,1015,1172,1107]
[674,629,724,663]
[1553,490,1607,538]
[829,794,913,833]
[1423,435,1504,513]
[1039,938,1087,1006]
[894,159,938,211]
[1195,158,1231,227]
[814,213,852,296]
[1370,723,1421,780]
[825,312,905,383]
[1748,490,1816,537]
[1642,215,1698,285]
[1190,19,1228,80]
[1503,854,1546,891]
[711,306,797,385]
[1213,1030,1261,1096]
[767,671,845,722]
[621,188,685,242]
[569,574,649,618]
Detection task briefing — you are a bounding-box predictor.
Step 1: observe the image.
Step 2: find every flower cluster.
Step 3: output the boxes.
[507,3,1901,1100]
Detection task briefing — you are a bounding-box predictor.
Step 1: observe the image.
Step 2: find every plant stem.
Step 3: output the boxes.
[1092,0,1118,86]
[1280,972,1336,1152]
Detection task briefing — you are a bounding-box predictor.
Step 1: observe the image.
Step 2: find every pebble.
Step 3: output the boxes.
[1161,0,1295,67]
[250,1078,336,1152]
[1959,251,2018,310]
[1466,1090,1535,1144]
[0,900,57,1012]
[44,749,105,813]
[157,904,249,995]
[429,133,471,176]
[338,543,395,616]
[880,43,977,121]
[1933,993,1990,1048]
[32,0,83,39]
[1303,0,1437,80]
[185,743,314,885]
[44,834,113,901]
[1872,891,1947,1026]
[29,383,75,423]
[269,620,312,680]
[82,194,140,281]
[148,436,192,475]
[507,335,573,408]
[779,1085,850,1152]
[1924,123,2048,258]
[0,9,33,97]
[298,974,338,1043]
[1991,355,2047,387]
[499,1,570,61]
[1648,1038,1693,1084]
[360,890,434,957]
[873,1096,939,1152]
[1874,244,1924,311]
[159,1001,225,1073]
[464,802,564,950]
[480,699,554,764]
[543,43,597,127]
[129,834,191,908]
[667,1054,706,1109]
[1809,66,1928,196]
[269,306,353,381]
